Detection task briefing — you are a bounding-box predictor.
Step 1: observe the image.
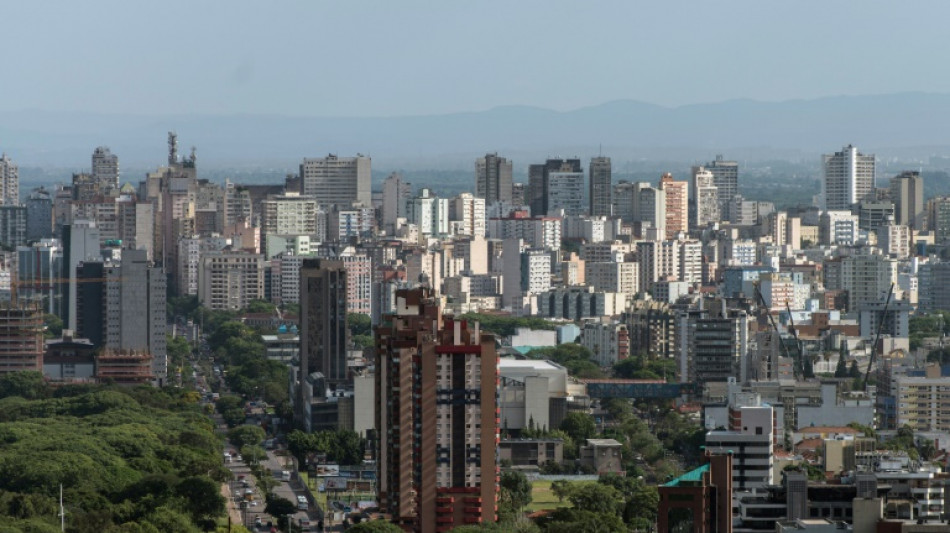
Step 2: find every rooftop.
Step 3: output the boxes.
[663,464,710,487]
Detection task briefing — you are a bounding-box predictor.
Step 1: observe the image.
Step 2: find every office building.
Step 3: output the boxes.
[677,301,749,386]
[25,187,53,241]
[0,152,18,206]
[375,288,498,533]
[16,240,62,316]
[475,153,513,204]
[299,259,349,393]
[544,158,585,216]
[61,220,101,331]
[299,154,371,208]
[705,402,774,492]
[890,170,924,230]
[382,172,412,234]
[659,173,688,237]
[822,145,875,210]
[706,155,739,213]
[588,156,612,217]
[0,206,26,249]
[91,146,119,190]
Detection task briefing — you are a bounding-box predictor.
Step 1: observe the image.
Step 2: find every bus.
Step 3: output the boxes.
[297,495,308,510]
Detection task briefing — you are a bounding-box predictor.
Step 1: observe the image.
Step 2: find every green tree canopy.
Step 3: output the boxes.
[559,412,597,443]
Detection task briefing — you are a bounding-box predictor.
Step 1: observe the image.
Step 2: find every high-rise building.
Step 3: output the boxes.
[0,206,27,249]
[588,156,612,217]
[449,193,486,238]
[375,288,498,533]
[706,155,739,212]
[300,154,371,208]
[17,240,62,316]
[527,164,546,216]
[91,146,119,190]
[197,251,265,311]
[299,259,349,394]
[25,187,53,241]
[475,153,513,204]
[890,170,924,230]
[409,189,450,236]
[690,166,719,229]
[61,220,101,331]
[659,173,688,237]
[0,152,19,206]
[382,173,412,234]
[544,158,585,216]
[94,249,167,383]
[822,145,875,210]
[0,302,44,374]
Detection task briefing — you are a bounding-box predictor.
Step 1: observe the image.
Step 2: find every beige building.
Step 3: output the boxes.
[659,173,688,237]
[299,154,371,208]
[198,251,265,311]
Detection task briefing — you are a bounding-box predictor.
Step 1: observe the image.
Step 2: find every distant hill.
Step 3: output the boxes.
[3,92,950,171]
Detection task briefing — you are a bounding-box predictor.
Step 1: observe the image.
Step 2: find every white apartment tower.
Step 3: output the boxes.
[300,154,371,208]
[822,145,875,210]
[0,152,18,206]
[691,166,720,229]
[450,193,486,237]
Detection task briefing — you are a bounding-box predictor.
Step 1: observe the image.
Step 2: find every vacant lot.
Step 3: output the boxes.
[526,480,595,512]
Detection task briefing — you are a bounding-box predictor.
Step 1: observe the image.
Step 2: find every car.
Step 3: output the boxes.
[245,489,254,495]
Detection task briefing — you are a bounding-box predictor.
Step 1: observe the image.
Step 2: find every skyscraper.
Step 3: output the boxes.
[91,146,119,190]
[25,187,53,241]
[544,158,584,216]
[61,220,101,331]
[105,249,167,383]
[706,155,738,212]
[690,166,720,229]
[475,153,513,204]
[822,145,875,210]
[382,172,412,234]
[659,173,688,237]
[0,152,19,206]
[375,288,498,533]
[588,156,612,217]
[299,258,349,395]
[300,154,371,208]
[890,170,924,230]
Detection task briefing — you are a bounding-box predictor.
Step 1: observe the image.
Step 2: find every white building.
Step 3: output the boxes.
[690,166,720,229]
[449,193,486,238]
[409,188,449,236]
[705,403,774,492]
[822,145,875,210]
[381,173,411,234]
[198,251,265,311]
[579,320,630,367]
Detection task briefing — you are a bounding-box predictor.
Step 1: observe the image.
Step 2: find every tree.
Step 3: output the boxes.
[349,521,404,533]
[0,372,48,400]
[227,424,266,449]
[174,476,225,521]
[348,313,372,337]
[551,480,572,503]
[499,471,532,513]
[567,483,623,516]
[264,496,296,519]
[559,412,597,443]
[43,314,63,338]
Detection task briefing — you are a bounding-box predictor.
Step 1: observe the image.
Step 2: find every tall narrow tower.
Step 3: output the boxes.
[475,153,513,204]
[589,156,612,217]
[822,145,875,210]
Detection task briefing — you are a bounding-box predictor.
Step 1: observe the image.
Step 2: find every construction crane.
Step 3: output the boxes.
[753,282,799,378]
[785,301,805,377]
[862,283,895,391]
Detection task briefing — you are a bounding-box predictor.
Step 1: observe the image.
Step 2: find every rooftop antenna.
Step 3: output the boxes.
[167,132,178,165]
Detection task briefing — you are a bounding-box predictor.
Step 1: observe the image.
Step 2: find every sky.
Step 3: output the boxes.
[4,1,950,117]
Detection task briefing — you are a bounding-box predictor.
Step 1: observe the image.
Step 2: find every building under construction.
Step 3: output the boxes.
[0,301,44,374]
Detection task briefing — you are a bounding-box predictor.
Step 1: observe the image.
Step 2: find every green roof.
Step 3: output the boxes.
[510,346,548,355]
[662,464,709,487]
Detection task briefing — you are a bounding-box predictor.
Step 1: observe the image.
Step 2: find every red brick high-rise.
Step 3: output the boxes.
[375,288,499,532]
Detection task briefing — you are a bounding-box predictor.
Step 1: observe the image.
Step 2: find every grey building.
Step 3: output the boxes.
[890,170,924,230]
[299,154,371,208]
[61,220,101,331]
[0,205,27,249]
[299,258,349,401]
[91,146,119,190]
[588,156,612,217]
[17,240,62,315]
[475,153,513,205]
[0,152,18,206]
[706,155,739,212]
[25,187,53,241]
[544,158,584,216]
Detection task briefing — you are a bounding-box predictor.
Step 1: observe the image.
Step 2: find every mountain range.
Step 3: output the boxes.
[2,92,950,171]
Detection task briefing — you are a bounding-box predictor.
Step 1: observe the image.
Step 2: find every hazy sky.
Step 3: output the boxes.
[6,1,950,117]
